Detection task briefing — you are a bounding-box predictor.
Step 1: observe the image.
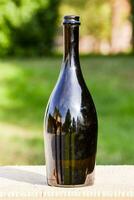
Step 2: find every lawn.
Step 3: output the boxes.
[0,56,134,165]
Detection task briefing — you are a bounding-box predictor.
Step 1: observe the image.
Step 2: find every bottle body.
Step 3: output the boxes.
[44,16,98,187]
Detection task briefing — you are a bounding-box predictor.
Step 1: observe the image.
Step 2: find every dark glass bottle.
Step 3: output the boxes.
[44,15,98,187]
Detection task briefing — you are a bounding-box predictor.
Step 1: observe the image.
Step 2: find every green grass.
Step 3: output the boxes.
[0,56,134,165]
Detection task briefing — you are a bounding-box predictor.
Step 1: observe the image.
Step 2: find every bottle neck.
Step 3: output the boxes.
[63,24,79,61]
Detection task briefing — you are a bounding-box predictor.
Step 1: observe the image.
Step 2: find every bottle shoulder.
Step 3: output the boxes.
[46,65,97,122]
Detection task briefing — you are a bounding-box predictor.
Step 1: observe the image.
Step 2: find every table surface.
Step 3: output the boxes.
[0,165,134,199]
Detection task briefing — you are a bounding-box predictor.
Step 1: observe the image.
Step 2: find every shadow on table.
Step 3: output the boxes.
[0,167,46,185]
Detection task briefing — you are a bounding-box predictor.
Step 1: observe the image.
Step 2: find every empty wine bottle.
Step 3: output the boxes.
[44,15,98,187]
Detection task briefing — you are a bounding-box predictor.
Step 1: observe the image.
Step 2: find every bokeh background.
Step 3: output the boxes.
[0,0,134,165]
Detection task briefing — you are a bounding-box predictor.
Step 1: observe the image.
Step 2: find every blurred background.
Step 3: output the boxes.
[0,0,133,165]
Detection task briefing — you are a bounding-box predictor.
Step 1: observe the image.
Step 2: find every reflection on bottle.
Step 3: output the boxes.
[46,105,97,185]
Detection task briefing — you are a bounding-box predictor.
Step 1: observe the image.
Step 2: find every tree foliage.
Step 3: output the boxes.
[0,0,60,56]
[82,0,111,41]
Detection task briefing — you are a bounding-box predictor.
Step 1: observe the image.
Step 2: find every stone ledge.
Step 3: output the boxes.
[0,165,134,199]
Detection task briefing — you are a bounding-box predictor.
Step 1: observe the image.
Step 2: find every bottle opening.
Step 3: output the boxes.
[63,15,80,25]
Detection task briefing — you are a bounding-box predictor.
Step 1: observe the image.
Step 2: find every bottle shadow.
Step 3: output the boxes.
[0,167,47,185]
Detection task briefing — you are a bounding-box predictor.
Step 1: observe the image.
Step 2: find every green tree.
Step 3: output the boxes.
[0,0,60,56]
[62,109,71,133]
[82,0,111,51]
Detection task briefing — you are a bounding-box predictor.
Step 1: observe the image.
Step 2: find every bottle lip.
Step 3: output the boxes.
[63,15,80,25]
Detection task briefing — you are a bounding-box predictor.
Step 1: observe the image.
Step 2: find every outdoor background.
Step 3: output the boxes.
[0,0,134,165]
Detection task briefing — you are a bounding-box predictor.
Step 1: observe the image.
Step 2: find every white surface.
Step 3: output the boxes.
[0,165,134,199]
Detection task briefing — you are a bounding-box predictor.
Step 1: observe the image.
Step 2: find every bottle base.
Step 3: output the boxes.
[47,170,94,188]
